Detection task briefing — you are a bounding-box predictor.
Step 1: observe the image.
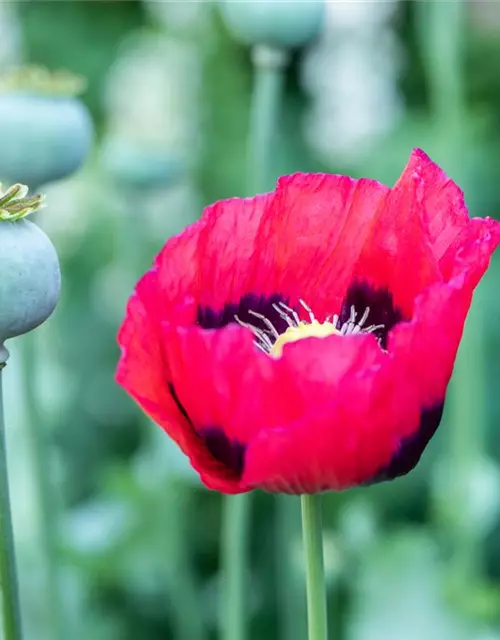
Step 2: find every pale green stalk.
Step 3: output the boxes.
[417,0,484,589]
[220,44,289,640]
[301,494,328,640]
[220,493,252,640]
[0,356,23,640]
[20,332,64,640]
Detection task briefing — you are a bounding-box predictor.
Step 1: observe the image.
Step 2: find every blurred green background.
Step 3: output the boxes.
[3,1,500,639]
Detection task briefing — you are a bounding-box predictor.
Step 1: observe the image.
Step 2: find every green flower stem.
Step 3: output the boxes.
[0,358,23,640]
[448,309,485,586]
[252,48,307,639]
[220,43,289,640]
[445,243,487,592]
[418,0,484,592]
[301,494,328,640]
[275,497,306,640]
[221,46,287,640]
[220,493,251,640]
[248,45,289,194]
[20,332,64,640]
[417,0,464,128]
[433,0,487,598]
[167,482,206,640]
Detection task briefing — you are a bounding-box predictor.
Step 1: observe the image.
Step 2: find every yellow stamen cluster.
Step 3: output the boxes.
[270,320,340,358]
[235,299,383,357]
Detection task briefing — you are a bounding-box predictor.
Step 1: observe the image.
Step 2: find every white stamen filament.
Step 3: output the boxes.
[279,301,301,325]
[299,299,316,322]
[272,303,296,327]
[248,310,281,339]
[235,300,385,355]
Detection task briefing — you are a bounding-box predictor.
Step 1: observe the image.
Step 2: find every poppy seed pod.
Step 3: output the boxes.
[0,67,93,187]
[0,185,60,362]
[219,0,325,49]
[101,137,184,190]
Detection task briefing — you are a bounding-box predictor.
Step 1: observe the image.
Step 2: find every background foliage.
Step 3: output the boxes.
[2,1,500,639]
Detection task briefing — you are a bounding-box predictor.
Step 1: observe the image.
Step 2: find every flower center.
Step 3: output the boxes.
[271,319,340,358]
[235,299,383,358]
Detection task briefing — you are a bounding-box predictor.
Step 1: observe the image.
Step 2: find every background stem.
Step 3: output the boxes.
[251,43,307,640]
[301,494,328,640]
[417,0,483,590]
[220,43,289,640]
[20,328,64,640]
[248,45,288,194]
[167,482,206,640]
[16,202,65,639]
[220,493,251,640]
[417,0,464,128]
[0,358,23,640]
[275,496,306,640]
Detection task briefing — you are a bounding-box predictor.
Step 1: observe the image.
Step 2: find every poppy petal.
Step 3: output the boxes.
[137,192,275,325]
[398,148,469,261]
[242,343,418,492]
[161,322,274,444]
[338,281,404,350]
[370,220,500,481]
[192,193,276,311]
[163,322,401,493]
[256,173,390,316]
[243,211,500,492]
[367,404,445,483]
[116,276,249,493]
[116,272,178,432]
[439,215,500,285]
[351,161,441,317]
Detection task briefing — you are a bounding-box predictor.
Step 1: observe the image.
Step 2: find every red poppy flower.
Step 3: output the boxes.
[116,149,500,494]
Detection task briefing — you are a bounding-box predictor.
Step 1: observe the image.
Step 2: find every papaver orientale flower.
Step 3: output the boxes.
[116,149,500,494]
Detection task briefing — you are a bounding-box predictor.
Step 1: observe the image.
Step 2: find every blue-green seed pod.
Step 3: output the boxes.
[0,185,60,360]
[101,136,184,190]
[0,68,93,187]
[219,0,325,49]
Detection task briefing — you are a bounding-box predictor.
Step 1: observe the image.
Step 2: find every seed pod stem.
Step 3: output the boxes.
[0,357,24,640]
[21,332,65,640]
[0,183,62,638]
